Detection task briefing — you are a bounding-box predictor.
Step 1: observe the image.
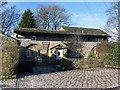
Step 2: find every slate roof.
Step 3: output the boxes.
[14,26,111,37]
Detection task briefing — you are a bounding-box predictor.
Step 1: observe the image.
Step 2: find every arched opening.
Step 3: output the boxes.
[91,46,96,54]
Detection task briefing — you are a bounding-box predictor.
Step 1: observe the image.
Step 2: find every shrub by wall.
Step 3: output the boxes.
[106,43,120,66]
[60,58,104,70]
[88,51,94,58]
[1,33,20,79]
[95,41,113,59]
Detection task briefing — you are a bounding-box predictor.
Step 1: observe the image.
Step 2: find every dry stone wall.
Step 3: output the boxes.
[60,58,105,70]
[0,33,20,78]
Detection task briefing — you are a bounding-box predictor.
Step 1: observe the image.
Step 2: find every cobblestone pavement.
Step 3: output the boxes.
[2,68,120,89]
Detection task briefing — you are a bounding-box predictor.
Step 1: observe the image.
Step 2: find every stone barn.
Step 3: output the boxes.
[14,26,111,63]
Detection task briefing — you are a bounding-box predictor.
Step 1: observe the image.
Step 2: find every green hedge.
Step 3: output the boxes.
[107,43,120,66]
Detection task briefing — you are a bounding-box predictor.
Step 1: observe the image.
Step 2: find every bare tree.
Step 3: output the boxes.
[105,2,120,42]
[62,33,83,58]
[50,5,71,30]
[35,5,51,29]
[96,41,113,59]
[0,1,7,32]
[2,5,20,34]
[0,1,7,7]
[63,33,82,50]
[35,5,71,30]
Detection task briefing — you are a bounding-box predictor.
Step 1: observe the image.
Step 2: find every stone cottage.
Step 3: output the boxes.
[14,26,111,62]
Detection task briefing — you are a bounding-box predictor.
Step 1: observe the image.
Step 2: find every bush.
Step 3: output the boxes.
[63,53,67,57]
[88,51,94,58]
[51,54,56,58]
[96,41,113,59]
[107,43,120,65]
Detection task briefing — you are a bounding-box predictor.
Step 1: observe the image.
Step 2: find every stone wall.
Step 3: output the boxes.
[15,34,66,61]
[0,33,20,79]
[15,33,100,61]
[60,58,105,70]
[82,42,99,58]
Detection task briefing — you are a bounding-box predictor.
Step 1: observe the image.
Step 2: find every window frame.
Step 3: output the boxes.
[27,49,30,57]
[26,49,34,57]
[32,36,36,41]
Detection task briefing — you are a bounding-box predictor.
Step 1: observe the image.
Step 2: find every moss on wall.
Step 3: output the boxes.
[1,33,19,79]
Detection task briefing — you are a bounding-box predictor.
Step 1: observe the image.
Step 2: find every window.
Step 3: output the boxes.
[27,49,30,57]
[76,51,79,54]
[32,36,36,41]
[16,34,18,38]
[26,49,34,57]
[93,51,95,54]
[94,38,98,42]
[72,51,76,54]
[88,38,91,41]
[31,50,34,56]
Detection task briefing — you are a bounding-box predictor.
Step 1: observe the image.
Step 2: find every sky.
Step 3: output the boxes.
[5,1,112,30]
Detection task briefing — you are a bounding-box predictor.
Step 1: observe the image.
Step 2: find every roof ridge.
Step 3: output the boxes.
[14,27,60,31]
[62,26,101,30]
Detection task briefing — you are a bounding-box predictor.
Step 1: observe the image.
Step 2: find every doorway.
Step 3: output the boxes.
[38,50,42,63]
[56,49,63,60]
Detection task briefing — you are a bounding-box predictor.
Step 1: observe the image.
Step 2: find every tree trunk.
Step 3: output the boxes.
[48,21,49,30]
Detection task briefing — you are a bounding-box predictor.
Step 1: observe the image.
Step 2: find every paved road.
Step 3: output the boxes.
[32,65,60,74]
[2,68,120,89]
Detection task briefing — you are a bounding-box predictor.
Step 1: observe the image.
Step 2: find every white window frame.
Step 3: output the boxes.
[32,36,36,41]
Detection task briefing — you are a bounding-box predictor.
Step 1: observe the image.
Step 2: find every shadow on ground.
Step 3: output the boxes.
[18,64,61,78]
[0,84,8,88]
